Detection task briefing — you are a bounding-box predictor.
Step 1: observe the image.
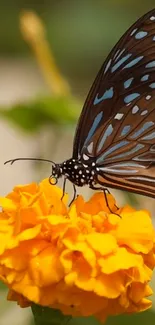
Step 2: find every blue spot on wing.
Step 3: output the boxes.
[135,31,148,39]
[94,87,114,105]
[141,74,149,81]
[97,124,113,152]
[149,83,155,89]
[124,93,140,104]
[123,56,143,69]
[111,144,144,160]
[146,61,155,68]
[84,111,103,145]
[99,164,138,175]
[142,132,155,140]
[97,140,129,163]
[130,121,154,139]
[111,54,132,73]
[124,77,134,89]
[120,125,131,137]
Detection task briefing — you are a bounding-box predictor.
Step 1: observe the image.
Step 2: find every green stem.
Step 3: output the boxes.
[31,304,72,325]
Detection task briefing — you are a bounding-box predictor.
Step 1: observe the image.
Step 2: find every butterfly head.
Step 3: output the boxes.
[51,159,78,184]
[51,163,63,184]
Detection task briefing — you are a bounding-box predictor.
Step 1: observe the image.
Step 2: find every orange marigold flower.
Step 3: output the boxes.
[0,178,155,323]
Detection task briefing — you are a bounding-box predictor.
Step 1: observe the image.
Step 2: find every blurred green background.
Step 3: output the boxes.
[0,0,155,324]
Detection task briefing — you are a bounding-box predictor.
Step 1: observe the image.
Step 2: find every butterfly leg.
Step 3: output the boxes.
[90,184,119,214]
[61,179,77,206]
[61,177,67,201]
[104,188,119,210]
[69,184,77,206]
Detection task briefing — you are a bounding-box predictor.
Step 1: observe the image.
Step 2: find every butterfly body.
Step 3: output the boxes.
[52,159,98,188]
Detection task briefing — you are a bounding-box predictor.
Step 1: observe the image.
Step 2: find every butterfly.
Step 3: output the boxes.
[5,8,155,209]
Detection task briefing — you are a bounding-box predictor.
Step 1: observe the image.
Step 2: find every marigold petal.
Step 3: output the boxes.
[60,249,72,272]
[13,282,41,304]
[129,283,153,303]
[62,227,83,246]
[64,271,77,286]
[120,205,136,215]
[63,240,96,268]
[40,178,68,212]
[137,298,152,311]
[0,227,13,254]
[116,210,154,253]
[7,289,30,307]
[99,247,143,274]
[0,197,16,210]
[29,246,64,286]
[83,193,116,214]
[86,233,117,255]
[12,182,38,195]
[76,276,96,292]
[5,269,24,284]
[18,224,41,241]
[95,272,125,298]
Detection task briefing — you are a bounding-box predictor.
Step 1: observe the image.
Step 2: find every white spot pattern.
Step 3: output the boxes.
[132,105,139,114]
[104,59,112,74]
[130,28,137,36]
[83,154,89,160]
[146,95,151,100]
[87,142,93,154]
[114,113,124,120]
[141,110,148,116]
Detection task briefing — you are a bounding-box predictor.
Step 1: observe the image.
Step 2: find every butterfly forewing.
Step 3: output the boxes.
[72,8,155,198]
[73,9,155,161]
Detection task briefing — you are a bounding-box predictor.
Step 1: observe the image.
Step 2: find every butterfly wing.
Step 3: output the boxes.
[73,8,155,162]
[92,92,155,198]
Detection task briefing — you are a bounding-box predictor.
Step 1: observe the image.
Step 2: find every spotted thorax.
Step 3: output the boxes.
[52,159,98,187]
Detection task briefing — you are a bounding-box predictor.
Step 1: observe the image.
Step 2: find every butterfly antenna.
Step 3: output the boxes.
[4,157,56,166]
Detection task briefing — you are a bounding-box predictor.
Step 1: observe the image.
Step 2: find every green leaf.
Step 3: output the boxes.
[0,95,80,132]
[0,105,48,132]
[31,304,72,325]
[36,96,80,125]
